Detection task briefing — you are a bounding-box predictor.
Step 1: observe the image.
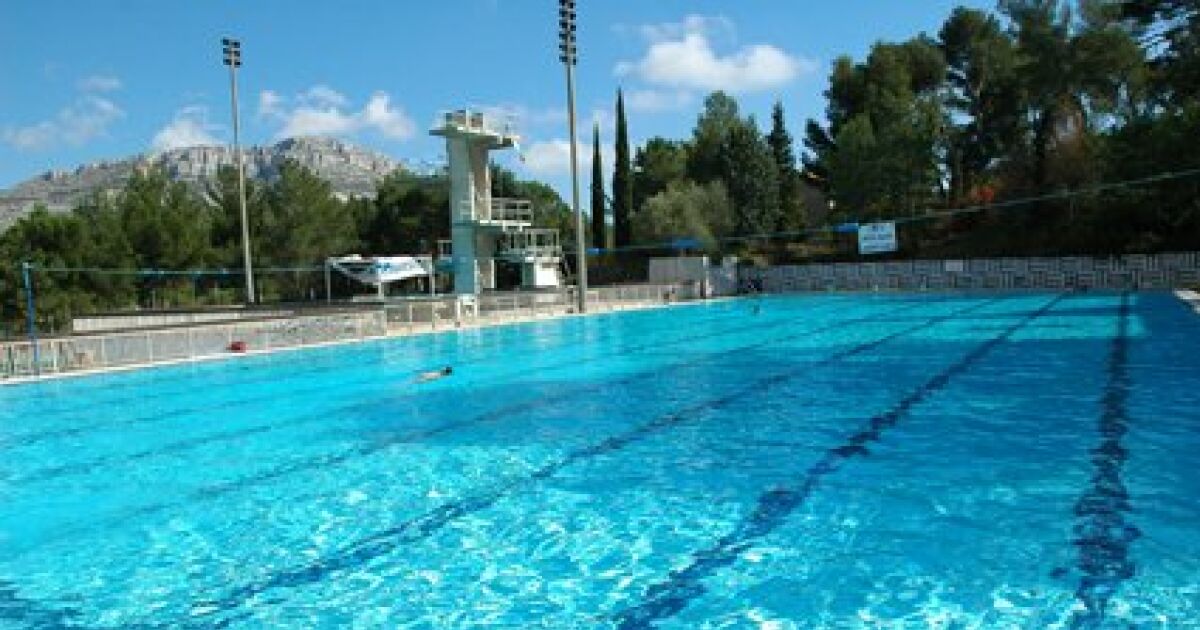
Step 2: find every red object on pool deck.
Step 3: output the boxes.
[229,341,248,353]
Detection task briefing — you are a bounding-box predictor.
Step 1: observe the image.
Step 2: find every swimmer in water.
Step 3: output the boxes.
[415,366,453,383]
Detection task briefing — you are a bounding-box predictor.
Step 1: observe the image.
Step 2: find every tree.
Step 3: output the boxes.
[687,91,742,183]
[366,170,447,256]
[1121,0,1199,106]
[804,39,947,219]
[767,101,804,231]
[722,117,781,236]
[613,89,633,248]
[258,160,358,299]
[590,124,606,249]
[633,180,733,250]
[632,137,689,212]
[938,7,1022,203]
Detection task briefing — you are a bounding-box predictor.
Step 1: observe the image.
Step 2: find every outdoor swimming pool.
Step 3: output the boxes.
[1,292,1197,628]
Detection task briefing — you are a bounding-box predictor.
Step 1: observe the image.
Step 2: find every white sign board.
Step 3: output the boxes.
[858,222,897,255]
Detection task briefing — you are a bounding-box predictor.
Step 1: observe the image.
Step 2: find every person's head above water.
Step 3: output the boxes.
[442,366,453,375]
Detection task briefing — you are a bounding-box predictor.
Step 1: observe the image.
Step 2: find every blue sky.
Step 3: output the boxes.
[0,1,992,200]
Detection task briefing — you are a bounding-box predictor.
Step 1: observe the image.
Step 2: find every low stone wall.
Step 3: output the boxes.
[72,309,294,333]
[745,252,1200,293]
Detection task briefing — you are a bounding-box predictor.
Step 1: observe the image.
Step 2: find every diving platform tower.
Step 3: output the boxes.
[431,110,562,295]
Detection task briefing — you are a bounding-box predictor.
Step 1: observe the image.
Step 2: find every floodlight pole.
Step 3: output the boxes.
[20,262,39,375]
[223,37,256,305]
[559,0,587,314]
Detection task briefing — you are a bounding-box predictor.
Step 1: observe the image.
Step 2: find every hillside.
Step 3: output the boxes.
[0,137,406,229]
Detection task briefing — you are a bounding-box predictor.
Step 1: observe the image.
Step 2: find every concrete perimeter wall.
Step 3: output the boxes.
[743,252,1200,293]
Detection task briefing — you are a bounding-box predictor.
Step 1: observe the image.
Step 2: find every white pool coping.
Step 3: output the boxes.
[1176,289,1200,314]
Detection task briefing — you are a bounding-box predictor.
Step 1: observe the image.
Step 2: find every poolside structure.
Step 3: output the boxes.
[430,109,563,295]
[326,254,437,299]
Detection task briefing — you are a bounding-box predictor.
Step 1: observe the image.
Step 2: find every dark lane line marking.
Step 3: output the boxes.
[21,300,940,557]
[1068,293,1140,629]
[3,302,766,452]
[610,294,1066,629]
[178,298,1003,627]
[4,301,746,426]
[8,301,861,483]
[0,579,84,630]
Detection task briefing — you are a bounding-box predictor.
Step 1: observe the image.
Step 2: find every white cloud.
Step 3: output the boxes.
[151,105,221,152]
[518,138,612,177]
[2,95,124,151]
[615,15,816,93]
[625,89,694,113]
[520,140,575,176]
[300,84,348,108]
[259,87,416,142]
[259,90,283,116]
[360,92,414,140]
[78,74,122,92]
[639,15,734,44]
[476,104,568,135]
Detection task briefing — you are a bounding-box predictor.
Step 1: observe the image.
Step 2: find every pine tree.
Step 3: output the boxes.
[612,89,633,247]
[722,118,780,236]
[766,101,801,231]
[590,124,606,249]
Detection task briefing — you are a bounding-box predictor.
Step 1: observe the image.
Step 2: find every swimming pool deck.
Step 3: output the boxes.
[0,297,705,386]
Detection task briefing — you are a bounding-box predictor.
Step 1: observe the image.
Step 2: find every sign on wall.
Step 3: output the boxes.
[858,222,898,255]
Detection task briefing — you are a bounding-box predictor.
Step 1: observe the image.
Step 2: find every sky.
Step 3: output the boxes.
[0,0,994,200]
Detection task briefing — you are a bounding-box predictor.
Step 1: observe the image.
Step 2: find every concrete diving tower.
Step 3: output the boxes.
[431,109,562,295]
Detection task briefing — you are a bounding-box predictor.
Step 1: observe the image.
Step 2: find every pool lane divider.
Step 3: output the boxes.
[176,297,1007,625]
[7,299,893,483]
[1067,293,1140,629]
[610,293,1068,629]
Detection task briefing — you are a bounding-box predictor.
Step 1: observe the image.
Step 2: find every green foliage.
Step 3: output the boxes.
[632,138,689,212]
[633,180,733,251]
[722,117,781,235]
[612,89,633,247]
[767,102,806,232]
[687,91,742,184]
[590,124,606,249]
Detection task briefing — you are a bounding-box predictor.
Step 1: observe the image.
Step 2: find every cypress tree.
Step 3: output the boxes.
[613,89,633,247]
[766,101,801,231]
[590,124,606,249]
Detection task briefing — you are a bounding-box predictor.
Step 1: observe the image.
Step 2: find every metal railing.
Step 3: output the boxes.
[1,284,699,381]
[498,228,562,261]
[434,109,513,137]
[382,283,697,333]
[1,311,387,381]
[489,198,534,223]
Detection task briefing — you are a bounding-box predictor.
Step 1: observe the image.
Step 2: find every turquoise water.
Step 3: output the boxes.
[0,292,1197,628]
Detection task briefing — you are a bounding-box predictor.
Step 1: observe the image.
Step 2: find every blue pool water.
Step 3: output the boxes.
[1,292,1198,628]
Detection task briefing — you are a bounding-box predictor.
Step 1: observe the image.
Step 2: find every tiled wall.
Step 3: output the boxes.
[745,252,1200,292]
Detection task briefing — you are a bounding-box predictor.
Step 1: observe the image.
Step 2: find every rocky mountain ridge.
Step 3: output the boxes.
[0,137,411,229]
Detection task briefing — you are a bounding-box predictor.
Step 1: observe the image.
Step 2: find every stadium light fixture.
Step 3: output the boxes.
[221,37,255,304]
[558,0,587,313]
